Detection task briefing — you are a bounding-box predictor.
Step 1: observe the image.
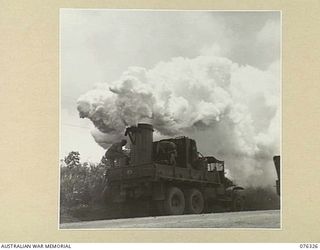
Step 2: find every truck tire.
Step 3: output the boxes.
[185,188,204,214]
[163,186,185,215]
[232,195,245,211]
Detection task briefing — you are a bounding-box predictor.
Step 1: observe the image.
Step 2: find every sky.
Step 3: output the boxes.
[60,10,280,166]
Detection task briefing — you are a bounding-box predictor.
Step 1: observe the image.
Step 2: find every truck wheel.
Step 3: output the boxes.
[163,186,185,215]
[186,188,204,214]
[232,195,245,211]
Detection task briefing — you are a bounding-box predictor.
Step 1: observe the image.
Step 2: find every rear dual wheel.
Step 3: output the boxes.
[158,186,204,215]
[185,188,204,214]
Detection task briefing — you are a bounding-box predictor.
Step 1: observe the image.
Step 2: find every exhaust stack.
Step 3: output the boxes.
[125,123,154,165]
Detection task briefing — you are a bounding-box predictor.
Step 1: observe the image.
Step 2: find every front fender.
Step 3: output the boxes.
[226,185,245,198]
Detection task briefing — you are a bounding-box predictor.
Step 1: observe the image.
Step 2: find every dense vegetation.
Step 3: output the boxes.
[60,151,109,222]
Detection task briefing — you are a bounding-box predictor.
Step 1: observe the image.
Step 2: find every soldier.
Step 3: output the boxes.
[158,141,177,165]
[105,139,128,168]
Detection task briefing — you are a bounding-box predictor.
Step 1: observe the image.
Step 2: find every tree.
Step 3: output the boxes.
[60,151,83,206]
[60,151,107,208]
[64,151,81,169]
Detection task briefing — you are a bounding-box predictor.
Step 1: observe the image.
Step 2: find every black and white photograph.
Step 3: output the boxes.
[59,10,281,229]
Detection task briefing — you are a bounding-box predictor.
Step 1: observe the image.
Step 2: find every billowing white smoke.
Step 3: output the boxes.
[77,55,280,187]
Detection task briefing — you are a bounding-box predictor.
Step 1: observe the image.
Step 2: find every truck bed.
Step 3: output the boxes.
[107,163,221,185]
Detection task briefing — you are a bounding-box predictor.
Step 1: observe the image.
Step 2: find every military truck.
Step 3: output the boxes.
[273,155,280,195]
[102,123,245,216]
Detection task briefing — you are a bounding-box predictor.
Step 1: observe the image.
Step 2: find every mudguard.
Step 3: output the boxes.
[226,185,245,198]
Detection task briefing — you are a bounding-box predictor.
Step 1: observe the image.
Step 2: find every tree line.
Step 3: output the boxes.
[60,151,108,208]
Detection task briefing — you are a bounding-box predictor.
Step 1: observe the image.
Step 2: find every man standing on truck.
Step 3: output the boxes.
[158,140,177,165]
[105,139,128,168]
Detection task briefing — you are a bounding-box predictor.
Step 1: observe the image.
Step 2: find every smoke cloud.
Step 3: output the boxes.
[77,55,280,187]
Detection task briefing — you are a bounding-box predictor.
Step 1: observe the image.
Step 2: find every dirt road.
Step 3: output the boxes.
[60,210,280,229]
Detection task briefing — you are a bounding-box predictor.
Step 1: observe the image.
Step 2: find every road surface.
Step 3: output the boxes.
[60,210,280,229]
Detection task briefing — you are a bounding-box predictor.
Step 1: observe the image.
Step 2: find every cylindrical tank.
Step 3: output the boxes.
[128,123,154,165]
